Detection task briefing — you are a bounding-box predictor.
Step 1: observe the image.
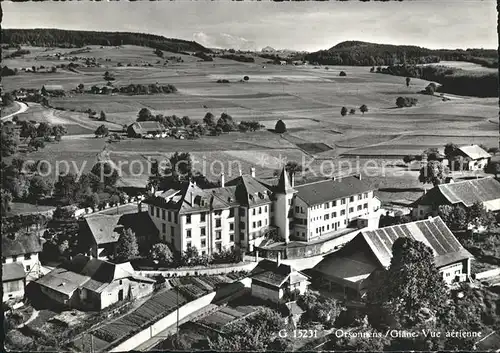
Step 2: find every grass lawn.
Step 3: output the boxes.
[7,202,56,216]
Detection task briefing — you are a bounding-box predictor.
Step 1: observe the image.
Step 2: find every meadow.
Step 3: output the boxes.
[3,45,498,205]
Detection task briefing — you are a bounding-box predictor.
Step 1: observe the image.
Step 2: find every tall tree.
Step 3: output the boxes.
[28,175,53,202]
[37,122,52,138]
[274,119,287,133]
[150,243,173,265]
[406,77,411,87]
[114,228,139,262]
[1,189,13,215]
[359,104,368,114]
[485,160,500,178]
[1,123,19,157]
[137,108,152,121]
[437,204,468,230]
[340,106,348,117]
[203,112,216,126]
[367,238,447,329]
[90,161,119,187]
[418,160,448,186]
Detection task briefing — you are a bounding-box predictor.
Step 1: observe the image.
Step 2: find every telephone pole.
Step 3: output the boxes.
[176,286,180,334]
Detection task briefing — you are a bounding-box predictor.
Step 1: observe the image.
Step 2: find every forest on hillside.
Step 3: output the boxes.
[1,29,210,53]
[305,41,497,68]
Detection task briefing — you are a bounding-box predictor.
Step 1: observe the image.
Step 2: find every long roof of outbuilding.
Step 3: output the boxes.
[415,177,500,207]
[360,216,472,268]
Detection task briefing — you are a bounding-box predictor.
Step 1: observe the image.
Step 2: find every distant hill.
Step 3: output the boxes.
[2,28,210,53]
[304,41,497,67]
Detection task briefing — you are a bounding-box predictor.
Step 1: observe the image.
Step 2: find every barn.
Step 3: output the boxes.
[312,216,473,299]
[127,122,166,138]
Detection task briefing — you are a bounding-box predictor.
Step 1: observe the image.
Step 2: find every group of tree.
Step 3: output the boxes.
[148,152,218,192]
[154,48,163,58]
[219,54,255,63]
[437,202,495,231]
[396,96,418,108]
[1,159,54,209]
[89,83,177,95]
[297,291,344,328]
[193,52,213,61]
[238,120,264,132]
[1,123,19,157]
[1,66,17,77]
[208,307,291,351]
[340,105,367,116]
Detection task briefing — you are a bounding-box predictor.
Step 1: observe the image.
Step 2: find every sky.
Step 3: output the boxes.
[2,1,497,52]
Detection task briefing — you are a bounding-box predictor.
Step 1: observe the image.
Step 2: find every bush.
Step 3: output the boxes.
[396,96,418,108]
[339,71,347,77]
[274,119,287,133]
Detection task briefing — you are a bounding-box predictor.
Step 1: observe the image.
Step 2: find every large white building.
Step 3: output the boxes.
[144,168,381,256]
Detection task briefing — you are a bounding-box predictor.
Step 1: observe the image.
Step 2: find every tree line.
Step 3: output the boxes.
[2,29,209,53]
[304,40,497,68]
[378,64,498,97]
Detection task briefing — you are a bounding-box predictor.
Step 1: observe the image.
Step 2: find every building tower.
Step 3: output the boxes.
[274,168,297,244]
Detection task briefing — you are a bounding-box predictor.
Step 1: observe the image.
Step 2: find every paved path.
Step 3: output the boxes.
[1,101,28,121]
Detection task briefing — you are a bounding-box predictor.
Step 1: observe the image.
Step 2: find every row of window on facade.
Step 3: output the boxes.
[315,221,343,234]
[308,193,370,212]
[306,203,369,221]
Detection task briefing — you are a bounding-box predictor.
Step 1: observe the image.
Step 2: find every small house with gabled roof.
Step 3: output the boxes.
[250,256,310,304]
[456,144,491,171]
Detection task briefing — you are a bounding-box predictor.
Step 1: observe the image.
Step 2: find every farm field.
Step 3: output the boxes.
[3,45,498,205]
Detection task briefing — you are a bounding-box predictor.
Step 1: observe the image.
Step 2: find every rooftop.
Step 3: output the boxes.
[2,262,26,282]
[295,176,373,206]
[360,216,473,268]
[458,145,491,160]
[250,259,309,287]
[2,233,43,258]
[83,214,122,245]
[417,177,500,207]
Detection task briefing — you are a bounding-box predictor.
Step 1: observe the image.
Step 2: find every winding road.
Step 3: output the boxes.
[1,101,29,121]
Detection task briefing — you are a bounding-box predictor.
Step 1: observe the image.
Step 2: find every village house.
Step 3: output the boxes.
[250,256,310,304]
[144,167,381,256]
[411,176,500,220]
[2,233,43,282]
[35,255,155,310]
[127,121,167,138]
[3,263,26,302]
[455,144,491,171]
[79,211,159,259]
[80,215,122,260]
[312,216,473,299]
[41,84,65,97]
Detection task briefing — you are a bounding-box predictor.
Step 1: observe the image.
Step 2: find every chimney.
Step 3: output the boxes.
[291,173,295,187]
[277,251,281,266]
[255,250,259,262]
[250,167,255,178]
[221,172,225,187]
[239,168,242,176]
[357,173,362,180]
[190,192,194,205]
[137,201,142,213]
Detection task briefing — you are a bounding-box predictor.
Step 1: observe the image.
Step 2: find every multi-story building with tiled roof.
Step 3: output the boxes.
[144,167,381,256]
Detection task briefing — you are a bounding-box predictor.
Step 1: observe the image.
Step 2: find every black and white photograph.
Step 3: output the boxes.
[1,0,499,351]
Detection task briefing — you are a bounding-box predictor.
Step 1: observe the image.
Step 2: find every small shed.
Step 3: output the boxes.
[3,263,26,302]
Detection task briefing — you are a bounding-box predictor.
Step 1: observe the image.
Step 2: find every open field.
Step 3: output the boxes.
[3,45,498,205]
